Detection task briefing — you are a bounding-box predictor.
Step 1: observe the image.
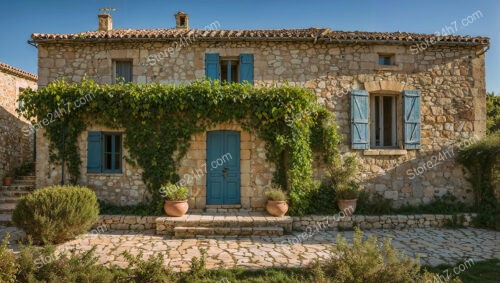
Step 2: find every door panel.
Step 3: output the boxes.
[206,131,241,205]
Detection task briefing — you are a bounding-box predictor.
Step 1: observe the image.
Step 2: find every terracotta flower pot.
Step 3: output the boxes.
[266,200,289,217]
[164,200,189,217]
[2,177,13,186]
[337,199,357,216]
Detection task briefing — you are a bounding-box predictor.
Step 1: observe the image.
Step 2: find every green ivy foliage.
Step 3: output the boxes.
[457,133,500,229]
[19,79,342,215]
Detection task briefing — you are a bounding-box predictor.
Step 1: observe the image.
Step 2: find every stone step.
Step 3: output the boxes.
[174,226,283,238]
[159,215,293,228]
[156,213,293,235]
[205,205,245,213]
[0,203,16,213]
[0,190,32,197]
[0,214,12,226]
[0,197,20,204]
[0,185,34,191]
[15,175,36,180]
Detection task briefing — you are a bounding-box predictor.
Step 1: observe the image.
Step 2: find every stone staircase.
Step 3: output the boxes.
[0,175,36,225]
[156,212,293,238]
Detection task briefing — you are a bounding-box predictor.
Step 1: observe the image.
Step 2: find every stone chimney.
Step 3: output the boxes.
[175,11,189,29]
[98,14,113,31]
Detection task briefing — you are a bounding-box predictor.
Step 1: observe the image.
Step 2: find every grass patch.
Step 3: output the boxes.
[424,259,500,283]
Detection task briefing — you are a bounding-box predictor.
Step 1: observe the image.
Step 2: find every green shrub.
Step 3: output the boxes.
[457,133,500,229]
[356,192,394,215]
[486,92,499,134]
[16,242,115,282]
[98,200,160,216]
[335,181,360,200]
[160,183,189,201]
[0,234,18,283]
[322,228,459,283]
[264,186,288,201]
[121,251,174,282]
[12,185,99,244]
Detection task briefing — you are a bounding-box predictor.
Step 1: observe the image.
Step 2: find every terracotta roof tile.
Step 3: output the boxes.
[30,28,489,45]
[0,62,37,81]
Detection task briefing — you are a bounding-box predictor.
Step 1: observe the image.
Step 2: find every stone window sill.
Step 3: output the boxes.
[87,173,123,176]
[375,65,401,71]
[363,149,407,156]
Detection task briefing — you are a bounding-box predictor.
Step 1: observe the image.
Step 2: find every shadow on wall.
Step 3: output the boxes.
[0,105,34,178]
[360,146,474,207]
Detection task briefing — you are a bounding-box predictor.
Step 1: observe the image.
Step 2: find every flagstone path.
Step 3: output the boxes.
[2,226,498,271]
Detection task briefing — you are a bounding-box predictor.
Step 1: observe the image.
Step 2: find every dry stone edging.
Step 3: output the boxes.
[95,213,477,237]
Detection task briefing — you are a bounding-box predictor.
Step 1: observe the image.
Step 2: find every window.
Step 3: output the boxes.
[114,60,132,83]
[350,89,421,150]
[220,58,239,83]
[205,53,254,85]
[87,132,122,173]
[370,95,397,147]
[378,54,394,66]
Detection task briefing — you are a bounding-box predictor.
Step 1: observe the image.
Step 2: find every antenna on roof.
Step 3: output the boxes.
[99,7,116,15]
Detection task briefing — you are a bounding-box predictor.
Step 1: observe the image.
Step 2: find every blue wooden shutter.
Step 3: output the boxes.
[403,90,421,149]
[87,132,102,173]
[239,54,254,85]
[205,53,220,80]
[350,90,369,149]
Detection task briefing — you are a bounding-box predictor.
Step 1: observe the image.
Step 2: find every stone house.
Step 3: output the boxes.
[30,12,489,209]
[0,62,37,179]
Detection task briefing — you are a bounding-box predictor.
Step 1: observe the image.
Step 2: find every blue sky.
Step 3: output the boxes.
[0,0,498,92]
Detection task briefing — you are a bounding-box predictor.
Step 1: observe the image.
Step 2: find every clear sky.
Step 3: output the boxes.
[0,0,498,93]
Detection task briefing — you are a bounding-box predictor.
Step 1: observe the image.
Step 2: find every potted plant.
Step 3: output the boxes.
[328,155,361,216]
[161,183,189,217]
[335,181,360,216]
[2,168,15,186]
[264,186,289,217]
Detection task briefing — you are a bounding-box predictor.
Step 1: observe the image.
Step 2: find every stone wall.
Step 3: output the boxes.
[291,213,476,231]
[36,125,148,205]
[36,40,486,206]
[95,213,476,233]
[0,70,37,179]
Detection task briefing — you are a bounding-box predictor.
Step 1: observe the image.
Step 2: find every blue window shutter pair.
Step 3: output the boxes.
[350,90,421,149]
[205,53,254,85]
[239,54,254,85]
[87,132,102,173]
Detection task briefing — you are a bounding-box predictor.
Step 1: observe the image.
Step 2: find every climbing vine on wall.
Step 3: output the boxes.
[19,79,342,215]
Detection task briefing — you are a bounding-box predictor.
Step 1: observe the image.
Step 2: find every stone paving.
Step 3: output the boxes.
[2,226,497,271]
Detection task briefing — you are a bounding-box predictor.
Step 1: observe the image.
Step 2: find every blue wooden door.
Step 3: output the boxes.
[206,131,240,205]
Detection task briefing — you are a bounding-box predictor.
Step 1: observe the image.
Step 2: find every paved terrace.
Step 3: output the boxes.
[1,226,498,271]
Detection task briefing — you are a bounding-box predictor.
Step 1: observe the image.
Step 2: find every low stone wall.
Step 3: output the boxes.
[292,213,476,231]
[96,213,476,232]
[96,215,157,230]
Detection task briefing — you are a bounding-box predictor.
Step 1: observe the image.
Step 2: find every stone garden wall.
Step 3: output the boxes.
[36,40,486,206]
[0,69,37,179]
[95,213,476,233]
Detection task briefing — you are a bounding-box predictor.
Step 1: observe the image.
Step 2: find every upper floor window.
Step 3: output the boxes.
[378,54,394,66]
[114,60,132,83]
[205,53,254,85]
